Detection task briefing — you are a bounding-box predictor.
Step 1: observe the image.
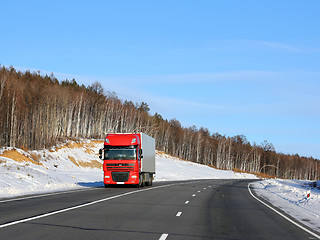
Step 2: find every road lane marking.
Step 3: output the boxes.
[0,182,191,229]
[0,187,98,203]
[248,183,320,239]
[185,201,189,204]
[197,190,201,193]
[176,212,182,217]
[203,188,206,190]
[192,194,196,197]
[159,233,168,240]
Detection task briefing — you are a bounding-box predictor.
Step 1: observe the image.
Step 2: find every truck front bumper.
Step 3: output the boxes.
[104,171,139,185]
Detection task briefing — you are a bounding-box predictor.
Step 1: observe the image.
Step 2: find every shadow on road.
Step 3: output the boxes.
[76,181,138,189]
[77,181,104,188]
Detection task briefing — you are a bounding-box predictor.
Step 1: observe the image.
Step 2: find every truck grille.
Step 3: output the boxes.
[106,163,134,171]
[111,172,130,182]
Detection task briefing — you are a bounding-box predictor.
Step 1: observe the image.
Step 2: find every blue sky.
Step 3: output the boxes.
[1,0,320,158]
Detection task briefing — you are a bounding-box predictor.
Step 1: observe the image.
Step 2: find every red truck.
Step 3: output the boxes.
[99,133,155,187]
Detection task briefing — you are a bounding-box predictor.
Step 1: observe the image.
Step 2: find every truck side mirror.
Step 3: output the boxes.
[139,149,143,159]
[99,149,103,159]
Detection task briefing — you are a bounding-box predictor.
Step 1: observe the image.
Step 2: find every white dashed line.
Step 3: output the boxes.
[159,233,169,240]
[176,212,182,217]
[197,190,201,193]
[185,201,189,204]
[192,194,196,197]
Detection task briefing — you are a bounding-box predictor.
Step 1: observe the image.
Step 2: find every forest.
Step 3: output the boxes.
[0,65,319,180]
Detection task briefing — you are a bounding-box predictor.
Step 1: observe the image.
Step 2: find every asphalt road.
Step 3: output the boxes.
[0,179,318,240]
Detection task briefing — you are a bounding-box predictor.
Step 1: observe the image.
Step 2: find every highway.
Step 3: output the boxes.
[0,179,318,240]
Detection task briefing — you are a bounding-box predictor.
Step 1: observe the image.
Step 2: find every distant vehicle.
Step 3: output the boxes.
[99,133,155,187]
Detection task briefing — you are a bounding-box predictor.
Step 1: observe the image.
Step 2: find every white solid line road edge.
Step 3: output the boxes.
[0,181,198,229]
[247,182,320,239]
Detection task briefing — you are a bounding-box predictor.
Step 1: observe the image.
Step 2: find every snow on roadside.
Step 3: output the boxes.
[252,179,320,232]
[0,140,256,199]
[155,151,257,181]
[0,140,103,199]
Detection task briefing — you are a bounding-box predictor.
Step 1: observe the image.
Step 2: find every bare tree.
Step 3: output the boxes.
[0,66,319,180]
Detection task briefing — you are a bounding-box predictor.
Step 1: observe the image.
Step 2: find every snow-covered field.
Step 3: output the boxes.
[0,139,319,233]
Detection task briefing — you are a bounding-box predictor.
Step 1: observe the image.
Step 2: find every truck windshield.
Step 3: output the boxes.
[105,147,137,160]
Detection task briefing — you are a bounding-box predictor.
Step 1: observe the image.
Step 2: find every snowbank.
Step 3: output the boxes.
[0,140,256,199]
[252,179,320,232]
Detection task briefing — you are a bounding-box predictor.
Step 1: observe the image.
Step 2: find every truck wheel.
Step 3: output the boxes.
[139,174,145,187]
[104,184,110,188]
[145,179,149,186]
[145,174,152,186]
[149,174,153,186]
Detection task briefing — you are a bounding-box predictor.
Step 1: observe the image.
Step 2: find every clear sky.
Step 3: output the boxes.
[1,0,320,159]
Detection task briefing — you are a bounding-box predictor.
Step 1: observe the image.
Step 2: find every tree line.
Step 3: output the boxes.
[1,66,319,180]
